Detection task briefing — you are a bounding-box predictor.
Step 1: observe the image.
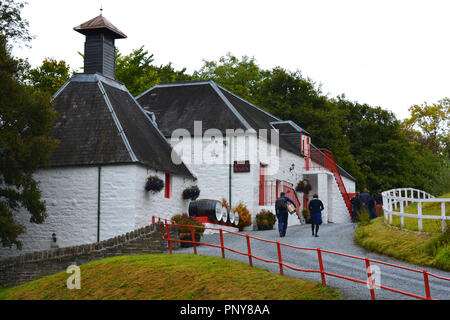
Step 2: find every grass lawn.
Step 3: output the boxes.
[390,192,450,233]
[355,218,450,271]
[0,254,341,300]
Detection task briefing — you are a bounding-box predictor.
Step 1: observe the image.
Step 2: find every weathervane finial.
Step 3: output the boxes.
[100,4,103,15]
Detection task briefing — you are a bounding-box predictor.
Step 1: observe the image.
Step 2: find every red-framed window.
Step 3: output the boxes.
[165,173,171,199]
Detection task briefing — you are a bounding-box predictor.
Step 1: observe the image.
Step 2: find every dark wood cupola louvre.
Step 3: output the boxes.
[74,14,127,79]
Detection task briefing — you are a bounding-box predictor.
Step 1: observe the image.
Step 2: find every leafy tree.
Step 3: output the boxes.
[193,53,268,103]
[0,0,31,45]
[403,98,450,157]
[25,58,71,95]
[115,46,192,96]
[0,1,58,249]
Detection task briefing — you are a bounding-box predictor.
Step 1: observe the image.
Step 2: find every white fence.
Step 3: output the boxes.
[382,188,450,232]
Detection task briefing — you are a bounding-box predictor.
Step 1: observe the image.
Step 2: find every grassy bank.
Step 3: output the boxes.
[390,192,450,233]
[354,218,450,271]
[0,254,340,300]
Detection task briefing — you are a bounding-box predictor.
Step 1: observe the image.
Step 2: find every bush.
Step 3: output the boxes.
[302,208,311,224]
[233,201,251,231]
[357,209,371,226]
[256,210,277,230]
[172,214,205,237]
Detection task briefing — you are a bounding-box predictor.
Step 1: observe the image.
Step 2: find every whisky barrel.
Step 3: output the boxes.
[188,199,223,222]
[221,207,228,223]
[229,209,235,224]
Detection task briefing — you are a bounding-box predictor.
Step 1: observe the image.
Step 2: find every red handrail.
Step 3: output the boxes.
[155,217,450,300]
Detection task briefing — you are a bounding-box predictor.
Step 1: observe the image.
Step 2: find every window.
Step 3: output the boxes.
[164,173,171,199]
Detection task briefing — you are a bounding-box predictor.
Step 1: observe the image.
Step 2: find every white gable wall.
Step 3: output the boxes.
[0,164,195,259]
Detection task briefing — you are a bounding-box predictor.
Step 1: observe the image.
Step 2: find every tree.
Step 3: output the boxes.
[0,0,31,45]
[0,1,58,249]
[403,98,450,156]
[115,46,192,96]
[193,53,268,103]
[25,58,71,96]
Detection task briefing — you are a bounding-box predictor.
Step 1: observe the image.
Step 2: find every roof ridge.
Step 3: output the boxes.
[97,81,138,162]
[216,84,282,122]
[208,81,252,131]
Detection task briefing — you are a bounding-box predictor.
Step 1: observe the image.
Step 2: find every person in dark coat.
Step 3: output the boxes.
[308,194,324,237]
[359,188,370,211]
[368,194,377,220]
[275,192,296,237]
[375,190,383,217]
[350,192,361,222]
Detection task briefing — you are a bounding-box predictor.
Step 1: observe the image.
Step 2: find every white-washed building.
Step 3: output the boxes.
[136,81,356,229]
[0,15,196,258]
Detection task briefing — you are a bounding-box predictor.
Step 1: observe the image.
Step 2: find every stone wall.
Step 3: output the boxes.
[0,222,179,288]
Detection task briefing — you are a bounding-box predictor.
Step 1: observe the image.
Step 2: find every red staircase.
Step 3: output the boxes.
[319,149,352,216]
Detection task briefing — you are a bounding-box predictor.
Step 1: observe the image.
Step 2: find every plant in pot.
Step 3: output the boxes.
[256,210,277,230]
[295,179,312,194]
[145,175,164,193]
[172,213,205,248]
[182,186,200,200]
[233,201,251,231]
[302,208,311,224]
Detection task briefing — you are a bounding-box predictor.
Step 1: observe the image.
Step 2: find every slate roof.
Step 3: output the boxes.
[136,80,356,182]
[49,73,194,178]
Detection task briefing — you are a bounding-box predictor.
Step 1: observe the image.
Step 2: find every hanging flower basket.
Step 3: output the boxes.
[182,186,200,200]
[145,176,164,193]
[295,179,312,194]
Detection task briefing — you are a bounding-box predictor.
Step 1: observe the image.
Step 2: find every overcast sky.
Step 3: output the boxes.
[15,0,450,120]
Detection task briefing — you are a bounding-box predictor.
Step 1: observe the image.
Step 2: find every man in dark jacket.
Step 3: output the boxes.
[275,192,296,238]
[359,188,371,212]
[350,192,361,222]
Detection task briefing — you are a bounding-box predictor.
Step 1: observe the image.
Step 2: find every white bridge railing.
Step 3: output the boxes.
[382,188,449,232]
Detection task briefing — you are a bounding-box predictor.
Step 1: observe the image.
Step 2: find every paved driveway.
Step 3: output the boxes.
[173,223,450,300]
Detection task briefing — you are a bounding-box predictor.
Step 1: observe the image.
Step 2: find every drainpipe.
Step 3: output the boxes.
[229,135,232,207]
[97,165,102,243]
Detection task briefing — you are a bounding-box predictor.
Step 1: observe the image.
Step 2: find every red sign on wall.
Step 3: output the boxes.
[234,161,250,173]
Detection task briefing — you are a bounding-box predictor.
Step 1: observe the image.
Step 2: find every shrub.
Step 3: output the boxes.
[145,175,164,193]
[233,201,252,231]
[256,210,277,230]
[221,198,230,210]
[357,209,371,226]
[302,208,311,224]
[172,214,205,237]
[182,186,200,200]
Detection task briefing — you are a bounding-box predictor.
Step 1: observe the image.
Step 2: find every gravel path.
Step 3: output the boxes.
[172,223,450,300]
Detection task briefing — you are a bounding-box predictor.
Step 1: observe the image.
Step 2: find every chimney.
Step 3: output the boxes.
[74,14,127,79]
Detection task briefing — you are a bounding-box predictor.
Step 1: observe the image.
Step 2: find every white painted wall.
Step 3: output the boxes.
[0,164,196,259]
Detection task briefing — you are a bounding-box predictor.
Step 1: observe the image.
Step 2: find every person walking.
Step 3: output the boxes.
[375,190,383,217]
[308,194,324,237]
[350,192,361,222]
[368,194,377,220]
[275,192,296,237]
[359,188,370,212]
